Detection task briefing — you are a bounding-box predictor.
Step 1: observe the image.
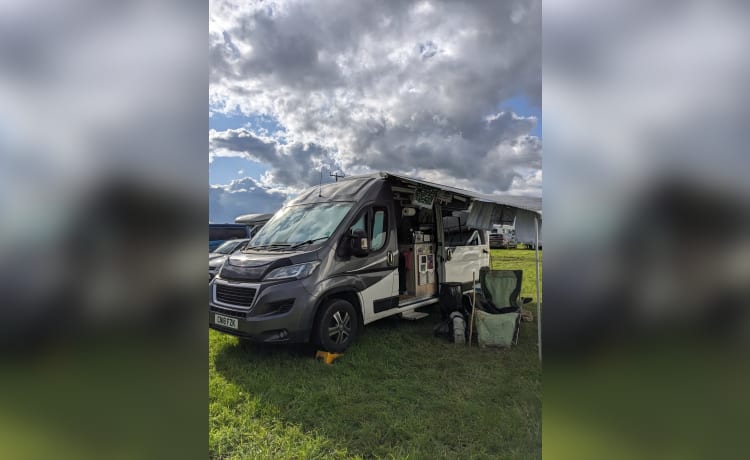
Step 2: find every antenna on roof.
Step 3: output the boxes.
[329,171,345,182]
[318,167,323,197]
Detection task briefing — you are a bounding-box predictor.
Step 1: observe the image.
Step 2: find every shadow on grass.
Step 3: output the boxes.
[212,310,541,459]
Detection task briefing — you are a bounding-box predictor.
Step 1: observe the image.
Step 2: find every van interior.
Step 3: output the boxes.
[390,181,480,303]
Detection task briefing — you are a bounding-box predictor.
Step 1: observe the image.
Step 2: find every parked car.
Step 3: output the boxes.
[209,224,251,252]
[209,238,250,280]
[489,229,517,249]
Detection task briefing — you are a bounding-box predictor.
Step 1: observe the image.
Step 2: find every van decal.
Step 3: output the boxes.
[357,257,387,270]
[373,296,400,313]
[344,267,394,276]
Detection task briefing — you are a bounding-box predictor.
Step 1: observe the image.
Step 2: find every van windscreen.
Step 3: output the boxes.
[250,202,353,247]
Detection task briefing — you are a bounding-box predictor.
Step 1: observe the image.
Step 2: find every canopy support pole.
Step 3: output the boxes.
[534,215,542,362]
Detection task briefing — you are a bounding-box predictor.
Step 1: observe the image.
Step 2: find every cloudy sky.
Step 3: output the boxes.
[209,0,541,223]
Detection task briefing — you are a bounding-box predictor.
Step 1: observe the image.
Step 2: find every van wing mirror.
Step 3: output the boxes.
[349,229,369,257]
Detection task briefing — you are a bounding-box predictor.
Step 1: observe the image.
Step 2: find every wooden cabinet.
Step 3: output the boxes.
[400,243,436,298]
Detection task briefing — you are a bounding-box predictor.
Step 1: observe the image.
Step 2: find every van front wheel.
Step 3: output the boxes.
[313,298,358,352]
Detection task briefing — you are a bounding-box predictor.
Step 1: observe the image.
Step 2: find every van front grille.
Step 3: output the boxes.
[215,284,257,308]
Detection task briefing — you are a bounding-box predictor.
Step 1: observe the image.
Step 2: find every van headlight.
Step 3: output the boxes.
[264,261,320,281]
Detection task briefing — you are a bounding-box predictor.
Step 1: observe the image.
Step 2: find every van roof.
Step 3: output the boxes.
[287,176,382,205]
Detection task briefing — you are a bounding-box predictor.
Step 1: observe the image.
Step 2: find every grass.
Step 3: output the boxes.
[209,249,542,459]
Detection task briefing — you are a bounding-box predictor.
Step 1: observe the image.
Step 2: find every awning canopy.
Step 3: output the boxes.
[379,171,541,231]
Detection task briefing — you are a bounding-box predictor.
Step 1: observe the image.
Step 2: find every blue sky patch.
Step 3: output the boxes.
[209,157,268,185]
[210,112,286,184]
[209,112,284,136]
[500,95,542,138]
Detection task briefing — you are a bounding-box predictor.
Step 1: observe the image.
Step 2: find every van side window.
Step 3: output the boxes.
[371,208,387,251]
[350,214,367,234]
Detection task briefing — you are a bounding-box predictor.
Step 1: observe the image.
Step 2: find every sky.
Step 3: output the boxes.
[209,0,542,223]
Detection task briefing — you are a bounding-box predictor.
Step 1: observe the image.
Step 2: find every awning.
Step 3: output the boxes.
[381,171,541,231]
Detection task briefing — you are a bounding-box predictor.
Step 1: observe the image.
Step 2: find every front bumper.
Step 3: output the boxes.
[208,278,317,343]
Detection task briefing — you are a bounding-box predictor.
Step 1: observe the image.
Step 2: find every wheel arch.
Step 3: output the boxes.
[309,288,364,341]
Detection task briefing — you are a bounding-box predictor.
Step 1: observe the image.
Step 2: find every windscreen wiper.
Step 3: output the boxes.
[291,236,329,249]
[244,242,300,251]
[242,245,266,250]
[243,243,285,251]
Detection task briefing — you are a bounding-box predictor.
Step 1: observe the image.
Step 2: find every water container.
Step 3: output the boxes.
[439,282,463,319]
[450,311,466,344]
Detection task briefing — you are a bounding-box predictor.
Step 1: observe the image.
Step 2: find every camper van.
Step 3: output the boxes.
[209,172,537,352]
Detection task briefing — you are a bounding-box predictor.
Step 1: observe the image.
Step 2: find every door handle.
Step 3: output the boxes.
[387,251,394,266]
[483,249,489,254]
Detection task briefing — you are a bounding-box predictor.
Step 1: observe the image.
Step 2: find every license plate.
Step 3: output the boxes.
[214,313,238,329]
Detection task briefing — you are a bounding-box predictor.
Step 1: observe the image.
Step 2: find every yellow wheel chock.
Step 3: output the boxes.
[315,350,343,364]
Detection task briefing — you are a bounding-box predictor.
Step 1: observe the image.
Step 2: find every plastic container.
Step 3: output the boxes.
[439,282,463,319]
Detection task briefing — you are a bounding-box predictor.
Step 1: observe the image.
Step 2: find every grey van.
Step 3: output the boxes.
[209,172,538,352]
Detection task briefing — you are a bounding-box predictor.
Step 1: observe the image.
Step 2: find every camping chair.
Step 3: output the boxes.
[474,269,523,347]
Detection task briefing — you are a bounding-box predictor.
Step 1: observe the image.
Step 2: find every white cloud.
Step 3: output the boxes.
[210,0,541,200]
[209,176,287,223]
[209,128,342,190]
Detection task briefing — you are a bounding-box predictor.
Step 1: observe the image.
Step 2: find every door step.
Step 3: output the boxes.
[400,311,429,320]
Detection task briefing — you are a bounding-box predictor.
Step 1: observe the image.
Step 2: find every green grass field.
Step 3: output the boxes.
[209,249,542,459]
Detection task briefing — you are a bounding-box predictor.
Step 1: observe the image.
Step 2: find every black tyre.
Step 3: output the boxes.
[313,298,359,352]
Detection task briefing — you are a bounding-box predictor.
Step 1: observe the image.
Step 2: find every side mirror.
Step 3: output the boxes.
[349,229,369,257]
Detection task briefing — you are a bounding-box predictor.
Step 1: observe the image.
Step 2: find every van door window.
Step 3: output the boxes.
[371,208,387,251]
[350,214,367,234]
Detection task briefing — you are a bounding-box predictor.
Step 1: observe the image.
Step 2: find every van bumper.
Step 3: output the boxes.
[208,278,317,343]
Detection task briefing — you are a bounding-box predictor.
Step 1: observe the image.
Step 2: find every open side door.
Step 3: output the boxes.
[443,229,489,291]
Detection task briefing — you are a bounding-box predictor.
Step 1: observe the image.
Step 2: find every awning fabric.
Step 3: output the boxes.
[380,172,541,231]
[514,209,542,244]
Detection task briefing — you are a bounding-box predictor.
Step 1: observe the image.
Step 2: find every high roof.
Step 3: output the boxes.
[287,175,380,205]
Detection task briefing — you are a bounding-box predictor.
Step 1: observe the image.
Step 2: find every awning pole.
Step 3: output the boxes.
[534,215,542,362]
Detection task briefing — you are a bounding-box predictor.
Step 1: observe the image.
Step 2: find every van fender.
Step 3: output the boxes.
[307,277,368,331]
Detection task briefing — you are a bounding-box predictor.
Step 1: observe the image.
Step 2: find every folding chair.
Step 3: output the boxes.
[474,269,523,346]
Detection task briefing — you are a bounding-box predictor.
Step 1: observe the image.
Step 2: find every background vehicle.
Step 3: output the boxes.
[234,213,274,238]
[489,230,507,249]
[209,238,251,280]
[209,224,250,252]
[489,226,517,249]
[526,240,542,250]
